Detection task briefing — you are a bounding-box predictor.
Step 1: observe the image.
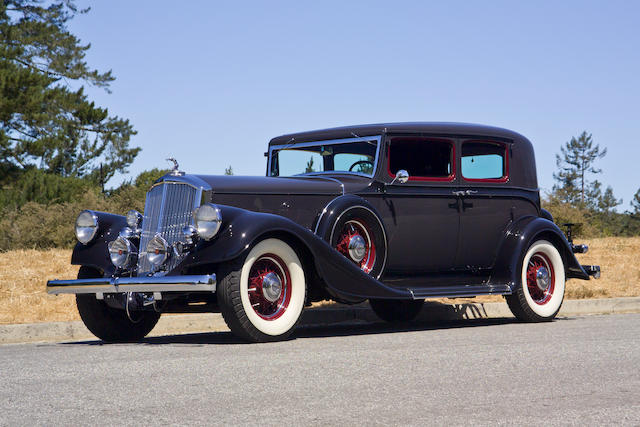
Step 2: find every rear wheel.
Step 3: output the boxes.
[505,240,565,322]
[369,299,425,323]
[217,238,306,342]
[75,268,160,343]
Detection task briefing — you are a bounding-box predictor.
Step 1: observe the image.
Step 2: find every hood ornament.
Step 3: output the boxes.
[166,157,184,176]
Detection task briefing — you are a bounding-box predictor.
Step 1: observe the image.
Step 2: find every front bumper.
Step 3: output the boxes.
[46,274,216,295]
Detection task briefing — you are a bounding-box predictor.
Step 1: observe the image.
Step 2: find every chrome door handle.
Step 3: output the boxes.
[465,190,478,195]
[452,190,465,197]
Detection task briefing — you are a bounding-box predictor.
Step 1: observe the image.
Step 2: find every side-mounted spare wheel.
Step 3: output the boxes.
[505,239,566,322]
[326,206,387,279]
[217,238,307,342]
[75,267,161,343]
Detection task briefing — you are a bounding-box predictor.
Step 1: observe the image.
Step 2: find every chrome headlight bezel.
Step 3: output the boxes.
[146,234,169,268]
[126,210,143,230]
[108,236,135,269]
[75,210,99,245]
[194,204,222,240]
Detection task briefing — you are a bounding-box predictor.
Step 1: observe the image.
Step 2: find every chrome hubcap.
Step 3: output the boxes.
[261,272,282,302]
[536,266,550,291]
[348,234,366,262]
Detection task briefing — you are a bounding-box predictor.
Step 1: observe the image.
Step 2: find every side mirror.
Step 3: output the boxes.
[389,169,409,185]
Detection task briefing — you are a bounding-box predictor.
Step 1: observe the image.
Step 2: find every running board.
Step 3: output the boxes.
[407,284,512,299]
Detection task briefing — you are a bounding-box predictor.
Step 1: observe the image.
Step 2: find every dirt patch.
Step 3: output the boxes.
[1,237,638,324]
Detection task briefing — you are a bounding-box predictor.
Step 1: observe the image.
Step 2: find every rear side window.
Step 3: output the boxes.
[388,137,454,181]
[461,141,507,181]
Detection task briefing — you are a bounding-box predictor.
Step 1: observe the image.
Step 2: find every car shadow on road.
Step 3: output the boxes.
[63,316,530,346]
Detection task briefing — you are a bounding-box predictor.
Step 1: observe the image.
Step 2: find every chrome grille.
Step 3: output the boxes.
[137,182,201,275]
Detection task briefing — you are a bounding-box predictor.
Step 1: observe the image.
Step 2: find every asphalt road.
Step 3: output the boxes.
[1,314,639,426]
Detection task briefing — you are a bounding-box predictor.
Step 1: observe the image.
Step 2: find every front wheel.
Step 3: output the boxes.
[505,239,566,322]
[76,294,161,343]
[75,267,161,343]
[217,238,307,342]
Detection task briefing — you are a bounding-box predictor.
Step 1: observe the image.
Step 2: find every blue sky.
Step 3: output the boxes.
[70,1,639,209]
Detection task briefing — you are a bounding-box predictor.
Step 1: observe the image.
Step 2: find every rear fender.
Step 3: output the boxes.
[492,216,590,290]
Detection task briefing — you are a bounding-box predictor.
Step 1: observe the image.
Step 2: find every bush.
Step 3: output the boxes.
[0,169,168,251]
[543,193,640,237]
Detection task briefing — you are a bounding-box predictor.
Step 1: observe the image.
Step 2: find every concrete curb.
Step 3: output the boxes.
[2,296,639,345]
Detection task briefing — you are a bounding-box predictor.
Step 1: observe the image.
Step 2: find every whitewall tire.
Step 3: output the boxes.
[218,238,306,342]
[506,240,565,322]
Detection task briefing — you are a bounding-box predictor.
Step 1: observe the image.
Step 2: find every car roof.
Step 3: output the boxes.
[268,122,529,146]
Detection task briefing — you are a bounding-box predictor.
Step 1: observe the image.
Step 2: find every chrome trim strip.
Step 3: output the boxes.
[268,135,382,178]
[46,274,216,295]
[151,174,212,192]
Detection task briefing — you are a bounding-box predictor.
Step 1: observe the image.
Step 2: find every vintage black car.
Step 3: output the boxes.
[47,122,600,342]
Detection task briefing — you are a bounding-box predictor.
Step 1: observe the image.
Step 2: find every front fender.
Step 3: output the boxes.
[492,216,590,289]
[178,205,409,301]
[71,211,128,276]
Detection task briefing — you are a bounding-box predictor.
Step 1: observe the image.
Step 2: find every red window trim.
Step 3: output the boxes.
[387,137,456,182]
[460,140,509,183]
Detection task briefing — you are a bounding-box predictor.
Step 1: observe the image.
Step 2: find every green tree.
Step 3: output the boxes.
[587,181,621,213]
[305,156,315,173]
[553,131,606,206]
[224,165,233,175]
[0,1,138,185]
[632,189,640,215]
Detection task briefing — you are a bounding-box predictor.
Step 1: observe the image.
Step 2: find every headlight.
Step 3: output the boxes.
[146,234,169,268]
[126,210,142,229]
[194,204,222,240]
[75,210,98,244]
[108,236,134,268]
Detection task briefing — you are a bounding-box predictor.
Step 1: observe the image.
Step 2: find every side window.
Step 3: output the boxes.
[388,137,454,181]
[461,141,507,181]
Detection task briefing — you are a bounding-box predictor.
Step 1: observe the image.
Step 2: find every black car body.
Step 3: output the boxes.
[47,122,600,342]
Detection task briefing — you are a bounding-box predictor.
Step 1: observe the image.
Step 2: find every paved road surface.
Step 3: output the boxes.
[1,314,639,426]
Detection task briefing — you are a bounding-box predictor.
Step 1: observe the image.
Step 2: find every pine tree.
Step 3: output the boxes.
[305,156,315,173]
[593,183,621,213]
[0,1,138,185]
[632,189,640,215]
[553,131,607,206]
[224,165,233,175]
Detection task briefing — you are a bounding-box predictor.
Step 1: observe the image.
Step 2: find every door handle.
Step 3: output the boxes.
[465,190,478,195]
[452,190,465,197]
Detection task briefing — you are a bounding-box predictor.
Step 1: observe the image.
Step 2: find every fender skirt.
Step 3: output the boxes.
[491,216,590,290]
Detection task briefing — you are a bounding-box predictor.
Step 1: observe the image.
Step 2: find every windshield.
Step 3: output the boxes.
[269,137,379,177]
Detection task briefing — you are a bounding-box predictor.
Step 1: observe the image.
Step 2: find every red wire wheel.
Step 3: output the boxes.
[525,252,555,305]
[246,254,292,320]
[334,219,376,273]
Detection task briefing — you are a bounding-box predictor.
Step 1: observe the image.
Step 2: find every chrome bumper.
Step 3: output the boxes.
[46,274,216,295]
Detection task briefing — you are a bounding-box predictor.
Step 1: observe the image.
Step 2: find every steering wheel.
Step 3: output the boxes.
[348,160,374,172]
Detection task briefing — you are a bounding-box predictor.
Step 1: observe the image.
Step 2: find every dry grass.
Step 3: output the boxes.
[445,236,640,304]
[1,237,639,324]
[0,249,79,324]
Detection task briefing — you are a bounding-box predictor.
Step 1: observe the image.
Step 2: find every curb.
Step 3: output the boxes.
[2,296,639,345]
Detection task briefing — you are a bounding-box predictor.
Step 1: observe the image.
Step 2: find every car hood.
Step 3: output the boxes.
[191,174,373,195]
